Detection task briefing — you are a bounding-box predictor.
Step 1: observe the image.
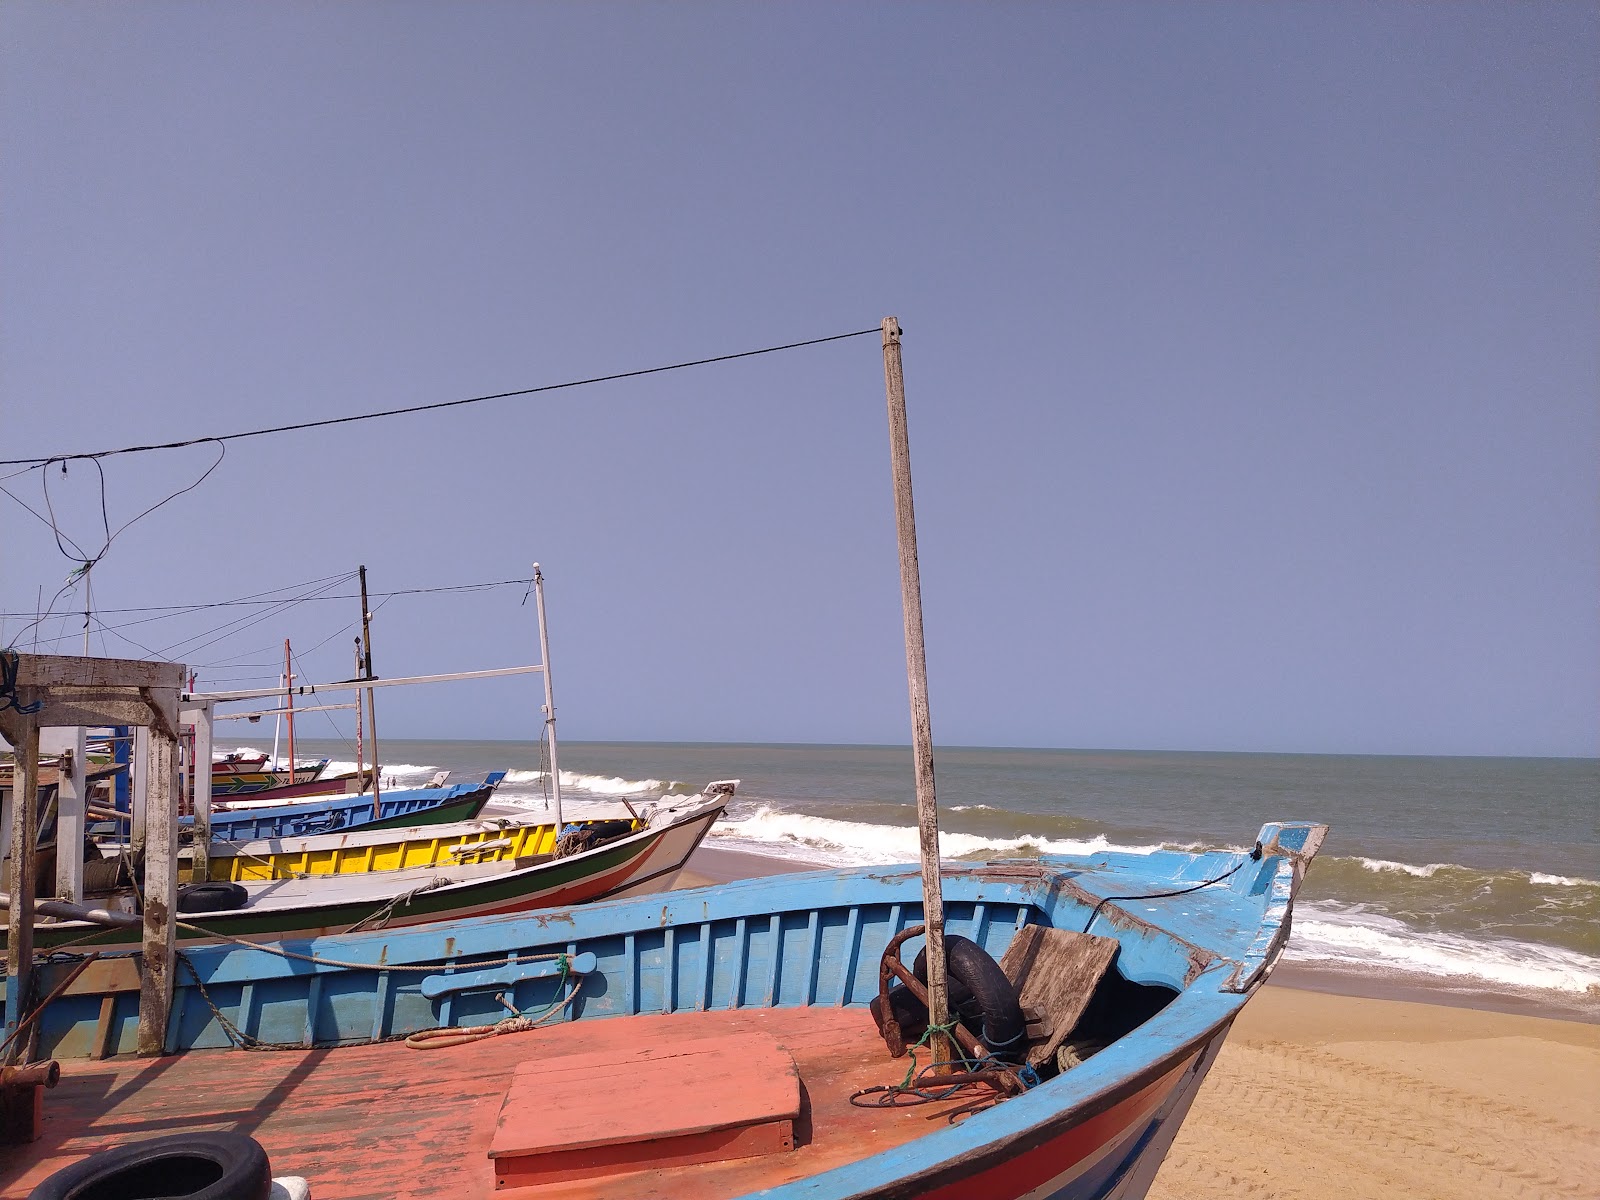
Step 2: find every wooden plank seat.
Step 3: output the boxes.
[997,925,1119,1068]
[489,1031,800,1188]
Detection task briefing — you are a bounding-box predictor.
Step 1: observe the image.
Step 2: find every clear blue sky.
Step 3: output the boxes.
[2,3,1595,757]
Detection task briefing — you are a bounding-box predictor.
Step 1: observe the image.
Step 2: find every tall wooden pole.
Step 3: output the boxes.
[359,566,383,819]
[882,315,955,1070]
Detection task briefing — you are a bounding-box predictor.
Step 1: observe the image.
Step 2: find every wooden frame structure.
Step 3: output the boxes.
[1,653,186,1060]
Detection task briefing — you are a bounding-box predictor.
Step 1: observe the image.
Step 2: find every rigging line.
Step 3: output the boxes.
[155,587,345,664]
[90,613,166,662]
[0,327,883,467]
[46,572,360,646]
[0,575,532,619]
[153,574,354,660]
[0,482,92,561]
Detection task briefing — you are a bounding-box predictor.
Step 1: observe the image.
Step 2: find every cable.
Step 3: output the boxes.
[1082,842,1263,934]
[0,327,881,468]
[0,576,534,620]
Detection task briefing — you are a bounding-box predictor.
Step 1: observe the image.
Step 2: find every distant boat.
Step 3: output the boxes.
[207,765,394,807]
[189,792,712,881]
[193,772,507,840]
[5,785,731,956]
[205,757,330,796]
[13,821,1325,1199]
[208,751,267,777]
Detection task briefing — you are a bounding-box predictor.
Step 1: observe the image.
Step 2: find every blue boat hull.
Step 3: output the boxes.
[20,822,1326,1200]
[190,771,506,839]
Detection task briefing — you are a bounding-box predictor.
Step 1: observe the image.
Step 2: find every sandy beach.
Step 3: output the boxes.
[677,848,1600,1199]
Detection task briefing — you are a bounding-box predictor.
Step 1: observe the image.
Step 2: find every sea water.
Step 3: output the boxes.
[255,738,1600,1015]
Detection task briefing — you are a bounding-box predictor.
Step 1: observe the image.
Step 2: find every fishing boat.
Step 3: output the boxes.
[192,771,506,839]
[206,764,379,806]
[2,785,731,956]
[206,757,331,796]
[189,796,706,881]
[208,751,267,778]
[5,820,1325,1198]
[1,320,1325,1197]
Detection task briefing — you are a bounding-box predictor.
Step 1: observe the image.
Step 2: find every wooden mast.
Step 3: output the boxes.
[532,564,562,829]
[283,639,296,785]
[353,636,365,790]
[359,566,383,819]
[881,315,955,1071]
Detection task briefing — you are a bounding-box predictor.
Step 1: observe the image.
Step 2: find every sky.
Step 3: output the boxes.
[1,3,1595,757]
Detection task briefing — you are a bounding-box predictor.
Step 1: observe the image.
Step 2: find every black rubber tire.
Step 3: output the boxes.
[27,1130,272,1200]
[913,934,1027,1064]
[176,881,249,914]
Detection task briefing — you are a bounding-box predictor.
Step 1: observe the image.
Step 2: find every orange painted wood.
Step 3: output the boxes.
[491,1031,798,1186]
[0,1008,970,1200]
[495,1119,793,1189]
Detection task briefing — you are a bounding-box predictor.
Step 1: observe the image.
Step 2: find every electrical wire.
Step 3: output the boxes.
[0,328,881,468]
[0,576,533,621]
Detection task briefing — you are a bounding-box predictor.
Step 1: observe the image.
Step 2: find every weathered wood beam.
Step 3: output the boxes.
[12,655,184,692]
[186,703,213,882]
[47,729,88,903]
[136,729,179,1057]
[3,718,40,1061]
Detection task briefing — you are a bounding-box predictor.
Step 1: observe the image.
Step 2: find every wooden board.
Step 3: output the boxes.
[490,1031,799,1187]
[998,924,1119,1068]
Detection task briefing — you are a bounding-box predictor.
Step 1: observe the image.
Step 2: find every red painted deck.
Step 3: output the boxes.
[0,1008,972,1200]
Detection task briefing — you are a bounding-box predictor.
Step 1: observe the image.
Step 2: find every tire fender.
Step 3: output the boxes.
[28,1130,272,1199]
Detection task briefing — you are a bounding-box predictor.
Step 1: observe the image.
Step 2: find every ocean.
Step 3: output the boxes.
[246,737,1600,1017]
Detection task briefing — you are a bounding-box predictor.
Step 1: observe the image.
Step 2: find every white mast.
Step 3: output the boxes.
[532,564,562,829]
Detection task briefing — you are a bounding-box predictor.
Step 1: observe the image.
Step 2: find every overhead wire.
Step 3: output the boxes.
[0,576,534,621]
[0,327,881,468]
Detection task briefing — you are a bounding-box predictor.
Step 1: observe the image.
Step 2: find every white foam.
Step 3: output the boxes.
[1530,872,1599,888]
[1286,902,1600,996]
[561,771,673,796]
[705,805,1164,868]
[1355,858,1449,877]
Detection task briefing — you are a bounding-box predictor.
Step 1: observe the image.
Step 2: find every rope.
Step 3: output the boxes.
[0,650,42,714]
[850,1018,970,1108]
[1082,842,1263,934]
[405,955,583,1050]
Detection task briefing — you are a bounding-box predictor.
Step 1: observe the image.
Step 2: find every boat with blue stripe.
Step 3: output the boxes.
[12,820,1325,1198]
[188,771,506,840]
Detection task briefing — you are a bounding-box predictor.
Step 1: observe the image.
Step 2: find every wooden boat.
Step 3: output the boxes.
[207,757,330,796]
[7,821,1325,1198]
[206,765,377,805]
[208,751,267,777]
[192,804,650,881]
[190,772,506,840]
[4,788,729,956]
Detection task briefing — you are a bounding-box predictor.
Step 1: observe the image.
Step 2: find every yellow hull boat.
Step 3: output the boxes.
[189,810,642,883]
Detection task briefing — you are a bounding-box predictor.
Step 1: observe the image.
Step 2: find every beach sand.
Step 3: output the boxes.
[675,848,1600,1199]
